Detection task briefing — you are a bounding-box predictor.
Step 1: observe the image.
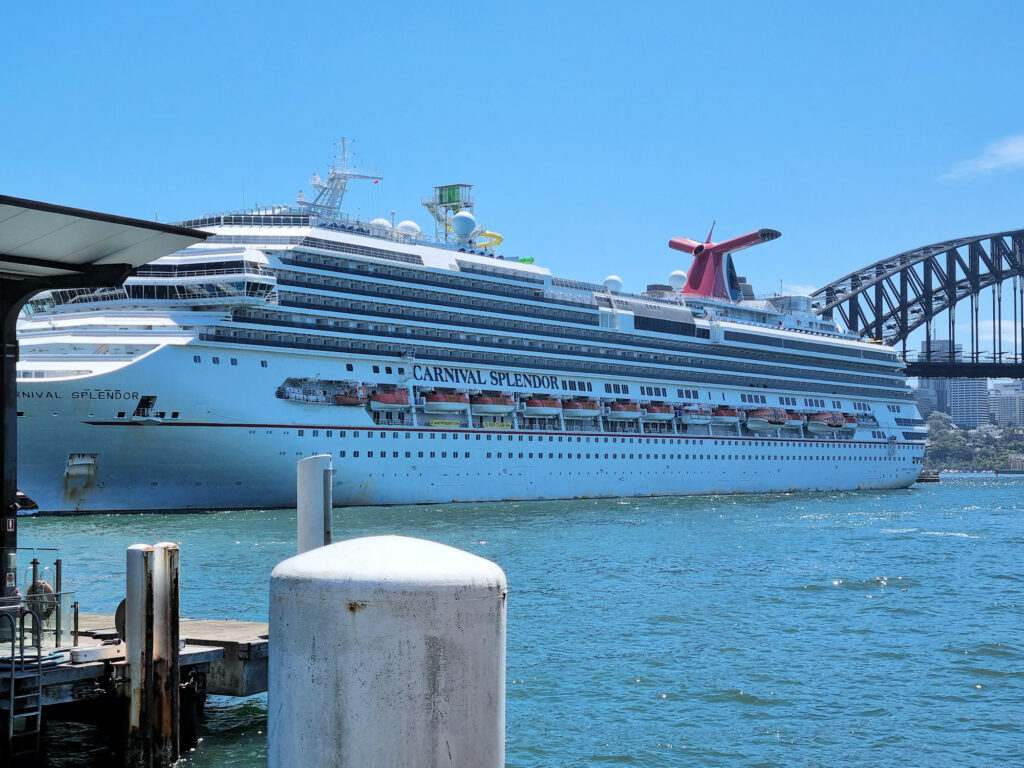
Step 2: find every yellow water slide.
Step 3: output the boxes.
[475,230,503,249]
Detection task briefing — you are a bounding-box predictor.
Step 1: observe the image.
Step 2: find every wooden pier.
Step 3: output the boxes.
[77,612,269,696]
[1,609,269,764]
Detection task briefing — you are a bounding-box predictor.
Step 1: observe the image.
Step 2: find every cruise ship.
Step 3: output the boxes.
[15,147,927,513]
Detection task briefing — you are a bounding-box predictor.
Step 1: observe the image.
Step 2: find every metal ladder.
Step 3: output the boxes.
[2,608,43,764]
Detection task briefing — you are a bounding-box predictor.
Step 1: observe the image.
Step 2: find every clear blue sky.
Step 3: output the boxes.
[3,1,1023,347]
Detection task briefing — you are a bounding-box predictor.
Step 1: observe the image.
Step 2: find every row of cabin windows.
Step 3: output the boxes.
[677,388,700,399]
[283,252,555,306]
[603,383,631,394]
[339,451,470,459]
[192,355,267,368]
[853,401,871,411]
[259,306,892,385]
[640,386,667,397]
[740,393,766,404]
[779,396,797,406]
[887,404,903,413]
[291,430,910,450]
[216,327,906,397]
[269,289,897,381]
[563,379,593,392]
[334,450,911,462]
[804,398,826,407]
[276,268,597,326]
[270,292,892,381]
[189,354,407,378]
[207,330,912,401]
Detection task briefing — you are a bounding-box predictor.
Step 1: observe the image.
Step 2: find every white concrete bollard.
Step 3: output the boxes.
[268,535,507,768]
[296,454,333,554]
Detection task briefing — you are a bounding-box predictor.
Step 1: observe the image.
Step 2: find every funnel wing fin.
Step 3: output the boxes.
[668,237,702,253]
[713,229,781,256]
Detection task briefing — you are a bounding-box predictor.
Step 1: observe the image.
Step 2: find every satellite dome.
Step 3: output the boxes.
[369,218,392,230]
[451,210,477,237]
[668,270,687,290]
[395,220,421,236]
[603,275,624,292]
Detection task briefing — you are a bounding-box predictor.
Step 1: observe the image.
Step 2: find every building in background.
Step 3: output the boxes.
[949,378,990,428]
[990,381,1024,427]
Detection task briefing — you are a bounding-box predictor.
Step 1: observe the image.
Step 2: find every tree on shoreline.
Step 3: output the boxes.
[923,411,1024,471]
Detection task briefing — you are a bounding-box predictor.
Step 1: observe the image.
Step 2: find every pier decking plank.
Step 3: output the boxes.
[78,613,269,696]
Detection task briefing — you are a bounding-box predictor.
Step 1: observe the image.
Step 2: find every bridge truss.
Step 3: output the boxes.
[811,229,1024,377]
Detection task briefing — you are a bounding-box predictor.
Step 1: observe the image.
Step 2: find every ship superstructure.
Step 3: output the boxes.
[15,149,926,513]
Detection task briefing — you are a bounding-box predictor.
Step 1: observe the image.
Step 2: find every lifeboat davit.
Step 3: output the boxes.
[563,399,601,419]
[746,407,788,432]
[369,390,411,411]
[807,411,846,433]
[785,410,807,428]
[423,392,470,413]
[607,402,642,420]
[523,398,562,418]
[334,385,368,406]
[470,394,515,415]
[677,403,713,425]
[643,403,675,421]
[711,407,743,426]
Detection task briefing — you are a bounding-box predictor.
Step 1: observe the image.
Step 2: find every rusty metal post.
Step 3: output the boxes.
[152,543,180,765]
[55,557,63,647]
[125,544,155,768]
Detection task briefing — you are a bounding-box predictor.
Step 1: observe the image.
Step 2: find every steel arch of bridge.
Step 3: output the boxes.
[811,228,1024,361]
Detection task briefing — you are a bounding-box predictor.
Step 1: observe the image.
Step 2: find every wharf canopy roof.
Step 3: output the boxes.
[0,194,208,280]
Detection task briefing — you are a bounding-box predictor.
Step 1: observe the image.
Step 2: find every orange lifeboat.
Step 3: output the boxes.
[424,392,470,413]
[746,407,788,432]
[606,401,642,420]
[523,398,562,418]
[563,399,601,419]
[643,403,675,421]
[807,411,846,433]
[840,413,858,431]
[711,407,743,426]
[369,390,411,411]
[333,385,368,406]
[470,394,515,415]
[678,403,713,425]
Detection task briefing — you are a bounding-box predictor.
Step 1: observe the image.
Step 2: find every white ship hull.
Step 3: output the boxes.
[17,345,923,514]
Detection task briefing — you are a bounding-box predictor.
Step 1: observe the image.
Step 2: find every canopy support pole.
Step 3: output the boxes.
[0,264,133,601]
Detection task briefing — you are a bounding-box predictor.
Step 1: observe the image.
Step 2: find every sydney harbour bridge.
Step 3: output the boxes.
[811,228,1024,379]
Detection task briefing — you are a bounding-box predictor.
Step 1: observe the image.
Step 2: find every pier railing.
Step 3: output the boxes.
[13,548,76,648]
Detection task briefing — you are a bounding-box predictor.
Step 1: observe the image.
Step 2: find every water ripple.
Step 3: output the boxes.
[16,476,1023,768]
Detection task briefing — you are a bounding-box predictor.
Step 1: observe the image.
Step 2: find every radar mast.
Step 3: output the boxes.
[296,138,381,222]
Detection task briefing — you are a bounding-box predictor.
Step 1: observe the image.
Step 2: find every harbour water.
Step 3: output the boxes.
[20,475,1022,767]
